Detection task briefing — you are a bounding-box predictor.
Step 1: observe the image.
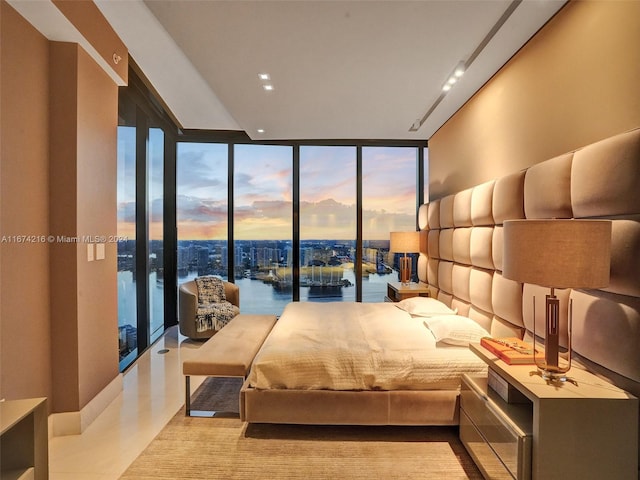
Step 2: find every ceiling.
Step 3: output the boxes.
[17,0,567,141]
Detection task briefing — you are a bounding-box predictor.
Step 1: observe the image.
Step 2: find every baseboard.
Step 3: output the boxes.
[49,373,123,437]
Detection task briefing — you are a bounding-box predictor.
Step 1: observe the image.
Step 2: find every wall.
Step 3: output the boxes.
[0,0,52,402]
[1,0,120,424]
[428,0,640,199]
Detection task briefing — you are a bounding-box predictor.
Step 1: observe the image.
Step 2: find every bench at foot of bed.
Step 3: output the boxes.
[182,313,277,417]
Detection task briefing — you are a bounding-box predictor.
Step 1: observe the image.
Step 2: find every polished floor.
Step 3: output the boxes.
[49,326,205,480]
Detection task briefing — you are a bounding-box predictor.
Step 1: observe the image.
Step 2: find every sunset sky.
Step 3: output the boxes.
[117,136,419,241]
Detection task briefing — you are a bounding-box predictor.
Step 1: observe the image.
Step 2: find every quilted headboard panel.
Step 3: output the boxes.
[419,127,640,397]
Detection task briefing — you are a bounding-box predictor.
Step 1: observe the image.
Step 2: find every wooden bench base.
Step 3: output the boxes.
[182,313,277,416]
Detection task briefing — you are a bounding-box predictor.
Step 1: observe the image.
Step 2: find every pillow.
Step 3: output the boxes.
[395,297,457,317]
[424,315,490,347]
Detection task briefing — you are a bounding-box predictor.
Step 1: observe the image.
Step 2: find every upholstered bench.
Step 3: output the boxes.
[183,313,278,417]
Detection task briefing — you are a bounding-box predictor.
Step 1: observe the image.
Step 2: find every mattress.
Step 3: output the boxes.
[247,301,487,391]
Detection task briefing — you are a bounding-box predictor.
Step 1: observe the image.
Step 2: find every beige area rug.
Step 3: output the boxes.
[121,378,483,480]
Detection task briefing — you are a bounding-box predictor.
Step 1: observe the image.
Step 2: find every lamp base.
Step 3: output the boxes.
[532,292,574,384]
[530,365,568,383]
[530,367,578,386]
[399,256,412,285]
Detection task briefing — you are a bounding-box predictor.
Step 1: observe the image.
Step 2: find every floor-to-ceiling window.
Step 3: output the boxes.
[117,123,137,367]
[148,127,165,342]
[233,144,293,315]
[174,140,424,312]
[299,146,357,302]
[116,68,176,371]
[362,147,419,301]
[176,142,229,286]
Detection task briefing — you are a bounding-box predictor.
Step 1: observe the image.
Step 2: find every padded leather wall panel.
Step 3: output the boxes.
[606,217,640,297]
[469,268,493,314]
[417,254,428,284]
[428,199,441,230]
[437,291,454,309]
[491,273,523,328]
[439,195,455,228]
[420,130,639,401]
[452,228,472,265]
[470,227,494,269]
[427,230,440,260]
[453,188,473,227]
[471,181,495,226]
[452,265,471,303]
[427,259,439,289]
[468,306,492,333]
[524,153,574,219]
[438,229,454,261]
[491,316,524,338]
[452,298,470,317]
[571,128,640,218]
[492,171,525,224]
[419,230,428,255]
[491,226,504,272]
[571,290,640,384]
[418,203,429,230]
[438,261,454,295]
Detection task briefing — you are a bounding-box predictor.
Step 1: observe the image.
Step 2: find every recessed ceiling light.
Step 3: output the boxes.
[257,128,265,133]
[263,84,274,91]
[258,73,270,81]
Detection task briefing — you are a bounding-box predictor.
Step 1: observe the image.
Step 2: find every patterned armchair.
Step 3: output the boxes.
[178,278,240,339]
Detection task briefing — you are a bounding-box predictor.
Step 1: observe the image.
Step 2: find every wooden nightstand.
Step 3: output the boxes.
[461,343,638,480]
[385,282,430,302]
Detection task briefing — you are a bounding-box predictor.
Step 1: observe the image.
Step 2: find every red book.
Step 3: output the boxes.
[480,337,540,365]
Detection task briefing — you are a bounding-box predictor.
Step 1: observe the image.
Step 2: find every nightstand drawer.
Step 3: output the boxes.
[461,375,532,480]
[460,409,514,480]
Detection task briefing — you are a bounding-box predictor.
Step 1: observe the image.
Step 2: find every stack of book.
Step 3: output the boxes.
[480,337,540,365]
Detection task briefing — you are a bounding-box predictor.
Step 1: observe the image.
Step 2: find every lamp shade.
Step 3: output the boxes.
[389,231,420,254]
[502,219,611,289]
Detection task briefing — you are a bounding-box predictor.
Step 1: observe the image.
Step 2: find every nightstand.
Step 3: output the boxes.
[385,281,430,302]
[1,398,48,480]
[462,343,638,480]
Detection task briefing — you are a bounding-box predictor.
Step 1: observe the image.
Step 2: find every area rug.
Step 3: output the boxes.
[120,378,483,479]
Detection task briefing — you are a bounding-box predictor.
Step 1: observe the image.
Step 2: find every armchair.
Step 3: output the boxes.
[178,279,240,339]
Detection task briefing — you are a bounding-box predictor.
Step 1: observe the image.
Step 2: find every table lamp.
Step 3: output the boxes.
[502,219,611,381]
[389,231,420,285]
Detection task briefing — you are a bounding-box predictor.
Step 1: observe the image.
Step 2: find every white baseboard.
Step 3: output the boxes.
[49,374,123,437]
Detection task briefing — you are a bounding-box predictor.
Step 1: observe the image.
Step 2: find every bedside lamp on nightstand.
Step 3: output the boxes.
[389,231,420,285]
[502,219,611,381]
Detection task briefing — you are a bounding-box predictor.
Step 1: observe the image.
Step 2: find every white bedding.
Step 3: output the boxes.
[247,301,487,391]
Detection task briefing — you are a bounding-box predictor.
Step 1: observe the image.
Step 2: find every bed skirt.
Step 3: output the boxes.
[240,380,460,426]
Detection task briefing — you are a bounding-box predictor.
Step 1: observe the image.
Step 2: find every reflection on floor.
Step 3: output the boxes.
[49,326,204,480]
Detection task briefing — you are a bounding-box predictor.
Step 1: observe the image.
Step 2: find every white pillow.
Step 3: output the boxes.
[424,315,490,347]
[395,297,457,317]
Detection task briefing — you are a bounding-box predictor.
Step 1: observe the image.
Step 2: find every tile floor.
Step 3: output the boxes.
[49,326,204,480]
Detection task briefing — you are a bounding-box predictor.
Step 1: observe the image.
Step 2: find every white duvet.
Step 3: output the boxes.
[247,301,487,391]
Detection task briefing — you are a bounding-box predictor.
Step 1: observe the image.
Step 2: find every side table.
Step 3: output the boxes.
[461,343,638,479]
[1,397,48,480]
[385,281,430,302]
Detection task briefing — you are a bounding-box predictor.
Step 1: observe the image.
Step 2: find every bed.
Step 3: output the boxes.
[241,298,489,425]
[241,127,640,430]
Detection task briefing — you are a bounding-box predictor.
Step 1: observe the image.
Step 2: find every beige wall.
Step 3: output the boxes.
[75,45,119,409]
[0,1,52,402]
[428,0,640,200]
[1,1,120,415]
